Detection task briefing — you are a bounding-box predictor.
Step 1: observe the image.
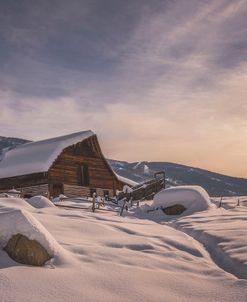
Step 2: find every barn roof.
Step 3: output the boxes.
[0,130,94,178]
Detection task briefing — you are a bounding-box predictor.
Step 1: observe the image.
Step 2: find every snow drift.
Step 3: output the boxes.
[27,196,55,209]
[153,186,213,214]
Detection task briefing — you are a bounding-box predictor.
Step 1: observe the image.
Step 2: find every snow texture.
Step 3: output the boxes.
[153,185,214,214]
[0,196,246,302]
[171,206,247,279]
[0,130,94,178]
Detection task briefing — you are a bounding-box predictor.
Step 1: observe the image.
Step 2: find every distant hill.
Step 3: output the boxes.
[108,159,247,197]
[1,136,247,197]
[0,136,31,160]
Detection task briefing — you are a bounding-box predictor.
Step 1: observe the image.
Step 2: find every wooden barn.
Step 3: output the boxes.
[0,131,124,198]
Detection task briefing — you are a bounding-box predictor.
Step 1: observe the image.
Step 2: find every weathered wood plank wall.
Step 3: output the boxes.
[63,184,114,198]
[0,172,48,191]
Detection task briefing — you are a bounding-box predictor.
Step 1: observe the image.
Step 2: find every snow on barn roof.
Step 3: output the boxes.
[0,130,94,178]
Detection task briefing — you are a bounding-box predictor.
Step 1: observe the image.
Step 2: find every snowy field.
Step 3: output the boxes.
[0,195,247,302]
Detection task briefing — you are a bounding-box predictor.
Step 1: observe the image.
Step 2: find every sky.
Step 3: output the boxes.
[0,0,247,177]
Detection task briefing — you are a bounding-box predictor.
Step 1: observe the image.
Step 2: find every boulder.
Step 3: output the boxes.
[162,204,186,215]
[4,233,51,266]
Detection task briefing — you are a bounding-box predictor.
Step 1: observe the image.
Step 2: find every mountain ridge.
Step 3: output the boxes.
[0,136,31,160]
[107,159,247,197]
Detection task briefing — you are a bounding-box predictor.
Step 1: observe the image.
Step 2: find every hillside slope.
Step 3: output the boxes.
[108,159,247,197]
[0,136,31,160]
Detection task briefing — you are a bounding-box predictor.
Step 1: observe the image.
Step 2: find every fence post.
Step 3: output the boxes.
[130,197,133,207]
[120,198,127,216]
[218,197,223,208]
[92,193,96,212]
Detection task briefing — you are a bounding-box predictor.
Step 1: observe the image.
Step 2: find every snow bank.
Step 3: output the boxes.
[172,206,247,279]
[0,197,34,210]
[0,208,60,258]
[52,194,67,203]
[0,193,11,198]
[27,196,55,208]
[153,186,213,214]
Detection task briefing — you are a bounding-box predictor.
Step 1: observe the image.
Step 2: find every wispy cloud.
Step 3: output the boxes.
[0,0,246,176]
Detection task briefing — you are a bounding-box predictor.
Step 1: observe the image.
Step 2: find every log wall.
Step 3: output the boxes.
[0,172,48,191]
[20,184,49,197]
[63,184,89,198]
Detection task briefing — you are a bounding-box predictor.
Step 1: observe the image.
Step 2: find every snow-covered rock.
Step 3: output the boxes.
[153,186,214,214]
[0,208,60,259]
[27,196,55,209]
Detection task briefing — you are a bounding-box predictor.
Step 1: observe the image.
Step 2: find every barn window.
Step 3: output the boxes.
[79,164,90,186]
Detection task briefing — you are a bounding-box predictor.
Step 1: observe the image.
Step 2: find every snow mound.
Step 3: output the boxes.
[0,193,11,198]
[0,197,34,211]
[27,196,55,208]
[153,186,214,214]
[0,208,60,258]
[52,194,67,203]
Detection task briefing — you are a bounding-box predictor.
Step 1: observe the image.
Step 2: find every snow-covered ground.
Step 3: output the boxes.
[170,206,247,279]
[130,195,247,279]
[0,195,246,302]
